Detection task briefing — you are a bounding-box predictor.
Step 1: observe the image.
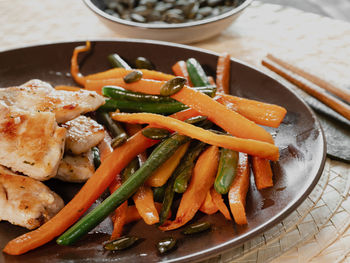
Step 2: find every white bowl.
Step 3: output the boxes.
[83,0,253,44]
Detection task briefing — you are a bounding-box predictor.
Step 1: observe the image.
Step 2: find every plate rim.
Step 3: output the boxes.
[0,39,327,263]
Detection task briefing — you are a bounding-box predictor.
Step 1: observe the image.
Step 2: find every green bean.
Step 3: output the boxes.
[214,148,239,194]
[108,54,131,69]
[91,147,101,170]
[186,58,211,87]
[95,110,127,139]
[100,99,188,115]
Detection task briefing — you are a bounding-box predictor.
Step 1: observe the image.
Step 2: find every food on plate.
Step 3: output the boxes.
[56,149,95,183]
[0,173,64,229]
[0,101,66,181]
[2,41,288,256]
[62,115,105,155]
[0,79,104,123]
[101,0,244,24]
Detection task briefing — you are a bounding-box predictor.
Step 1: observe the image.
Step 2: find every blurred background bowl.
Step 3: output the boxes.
[83,0,253,44]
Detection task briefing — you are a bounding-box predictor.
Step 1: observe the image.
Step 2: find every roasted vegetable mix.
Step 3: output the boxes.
[3,41,287,257]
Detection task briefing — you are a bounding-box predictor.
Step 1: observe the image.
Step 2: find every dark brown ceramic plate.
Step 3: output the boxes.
[0,40,326,263]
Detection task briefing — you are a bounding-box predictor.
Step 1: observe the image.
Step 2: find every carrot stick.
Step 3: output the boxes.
[125,203,169,224]
[217,94,287,128]
[86,68,174,82]
[110,202,128,240]
[199,189,219,215]
[112,112,279,161]
[216,53,231,94]
[210,188,231,220]
[97,79,274,143]
[251,157,274,189]
[172,60,193,86]
[228,153,250,225]
[132,186,159,225]
[71,41,90,86]
[55,85,81,91]
[147,141,190,187]
[159,146,219,231]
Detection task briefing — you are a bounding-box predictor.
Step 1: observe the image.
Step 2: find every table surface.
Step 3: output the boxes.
[0,1,350,262]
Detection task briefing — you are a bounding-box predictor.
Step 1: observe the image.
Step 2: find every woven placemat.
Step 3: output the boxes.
[1,1,350,262]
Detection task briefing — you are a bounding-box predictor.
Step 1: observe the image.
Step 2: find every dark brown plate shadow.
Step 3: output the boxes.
[0,40,326,263]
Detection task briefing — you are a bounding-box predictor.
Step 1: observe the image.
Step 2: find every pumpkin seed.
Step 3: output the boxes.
[104,236,139,251]
[123,70,143,83]
[182,221,212,235]
[157,237,177,254]
[160,77,186,96]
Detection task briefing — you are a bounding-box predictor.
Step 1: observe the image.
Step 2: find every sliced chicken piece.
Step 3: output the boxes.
[0,102,66,181]
[62,115,105,155]
[0,79,105,123]
[56,150,95,183]
[0,173,64,230]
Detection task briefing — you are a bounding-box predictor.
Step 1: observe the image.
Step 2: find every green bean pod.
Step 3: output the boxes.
[107,54,131,69]
[214,148,239,194]
[56,133,191,246]
[186,58,211,87]
[173,141,207,193]
[104,236,139,251]
[158,171,177,225]
[152,184,167,203]
[95,110,127,139]
[100,99,188,115]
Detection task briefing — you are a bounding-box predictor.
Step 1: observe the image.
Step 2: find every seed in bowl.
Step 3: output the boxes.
[102,0,244,24]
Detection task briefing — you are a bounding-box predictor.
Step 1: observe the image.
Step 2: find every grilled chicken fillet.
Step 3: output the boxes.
[0,102,66,181]
[0,173,64,230]
[62,115,105,155]
[57,149,95,183]
[0,79,105,123]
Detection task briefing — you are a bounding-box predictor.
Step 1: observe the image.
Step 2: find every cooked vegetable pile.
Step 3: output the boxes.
[102,0,244,24]
[3,41,287,256]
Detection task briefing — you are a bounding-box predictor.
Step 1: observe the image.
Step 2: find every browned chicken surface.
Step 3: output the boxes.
[56,150,95,183]
[0,101,66,181]
[0,173,64,230]
[62,115,105,155]
[0,79,105,123]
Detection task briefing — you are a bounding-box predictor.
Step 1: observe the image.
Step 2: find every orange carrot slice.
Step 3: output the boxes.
[216,53,231,94]
[199,189,219,215]
[228,153,250,225]
[71,41,90,86]
[159,146,219,231]
[217,94,287,128]
[133,186,159,225]
[110,202,128,240]
[210,188,231,220]
[172,60,193,86]
[86,68,174,81]
[112,112,279,161]
[147,142,190,187]
[252,157,274,190]
[125,203,169,224]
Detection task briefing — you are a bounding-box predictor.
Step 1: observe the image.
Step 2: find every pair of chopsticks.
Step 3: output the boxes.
[262,54,350,121]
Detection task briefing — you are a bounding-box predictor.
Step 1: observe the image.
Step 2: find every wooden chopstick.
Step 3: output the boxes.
[266,54,350,104]
[261,56,350,121]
